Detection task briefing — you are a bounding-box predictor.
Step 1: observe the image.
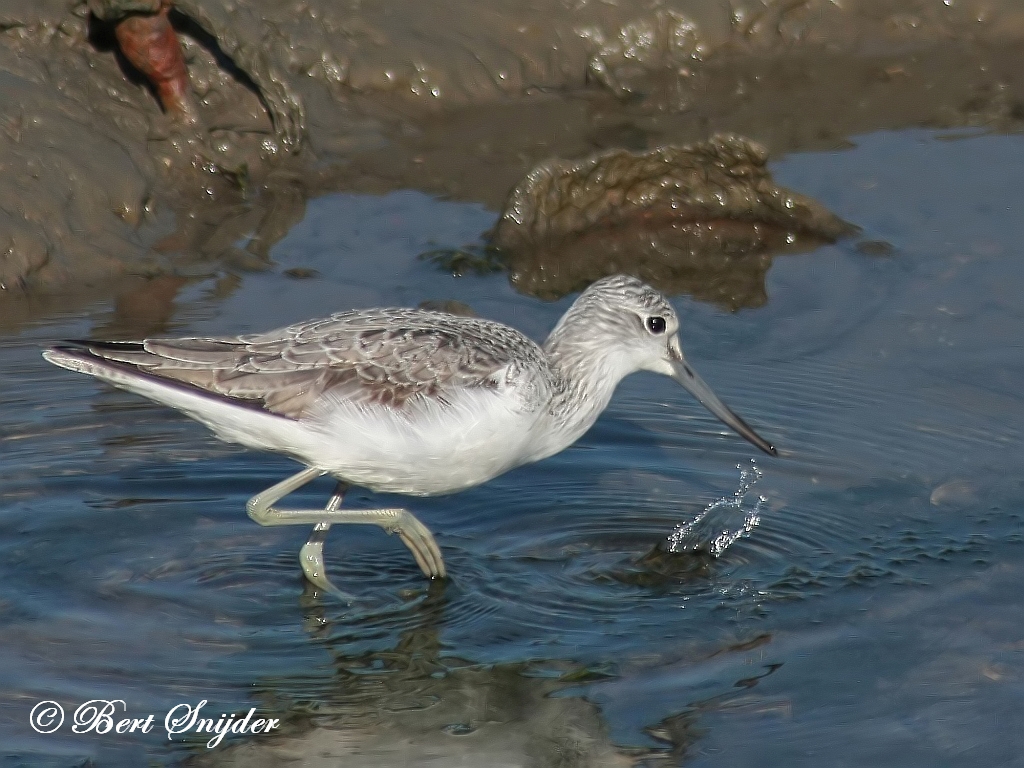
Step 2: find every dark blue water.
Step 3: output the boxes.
[2,129,1023,766]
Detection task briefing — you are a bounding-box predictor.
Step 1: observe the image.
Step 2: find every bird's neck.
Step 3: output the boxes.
[538,319,633,455]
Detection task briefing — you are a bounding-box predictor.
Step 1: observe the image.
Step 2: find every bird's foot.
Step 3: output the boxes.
[380,509,447,580]
[299,523,356,601]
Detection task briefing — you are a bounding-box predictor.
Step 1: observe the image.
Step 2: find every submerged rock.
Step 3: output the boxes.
[492,134,856,309]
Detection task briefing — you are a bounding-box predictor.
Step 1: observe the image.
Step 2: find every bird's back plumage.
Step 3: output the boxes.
[43,308,566,494]
[49,309,554,419]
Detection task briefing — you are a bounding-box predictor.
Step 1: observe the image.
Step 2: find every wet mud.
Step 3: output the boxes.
[2,0,1024,321]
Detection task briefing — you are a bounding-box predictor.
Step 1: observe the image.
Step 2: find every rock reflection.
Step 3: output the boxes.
[491,135,856,309]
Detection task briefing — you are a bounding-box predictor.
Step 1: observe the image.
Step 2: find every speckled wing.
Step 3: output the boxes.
[77,309,551,420]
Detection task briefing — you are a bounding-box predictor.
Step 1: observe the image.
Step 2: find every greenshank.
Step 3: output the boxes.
[44,275,776,596]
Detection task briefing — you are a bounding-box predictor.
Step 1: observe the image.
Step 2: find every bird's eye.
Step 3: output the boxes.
[646,316,667,334]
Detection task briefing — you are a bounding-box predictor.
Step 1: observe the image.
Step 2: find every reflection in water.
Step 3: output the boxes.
[667,460,767,556]
[97,275,190,340]
[419,137,858,311]
[189,578,782,766]
[189,584,636,767]
[489,135,856,308]
[640,660,785,765]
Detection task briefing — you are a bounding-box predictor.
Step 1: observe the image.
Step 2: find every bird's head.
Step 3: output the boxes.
[557,275,777,456]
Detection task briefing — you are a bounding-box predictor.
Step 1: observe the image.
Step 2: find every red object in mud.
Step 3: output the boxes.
[114,1,199,124]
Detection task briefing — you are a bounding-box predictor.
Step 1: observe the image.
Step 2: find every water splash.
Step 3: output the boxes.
[667,459,767,556]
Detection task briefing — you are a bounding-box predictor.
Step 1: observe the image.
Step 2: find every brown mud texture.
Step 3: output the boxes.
[2,0,1024,323]
[491,134,855,308]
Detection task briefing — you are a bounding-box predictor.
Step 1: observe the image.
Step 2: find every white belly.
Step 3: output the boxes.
[63,352,567,495]
[291,387,548,495]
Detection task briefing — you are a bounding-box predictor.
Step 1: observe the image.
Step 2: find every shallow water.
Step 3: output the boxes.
[2,128,1024,766]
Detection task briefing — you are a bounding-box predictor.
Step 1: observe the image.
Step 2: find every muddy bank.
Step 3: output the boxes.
[344,38,1024,210]
[2,0,1024,318]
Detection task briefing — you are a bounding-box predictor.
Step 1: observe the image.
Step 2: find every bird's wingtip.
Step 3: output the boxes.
[42,345,93,374]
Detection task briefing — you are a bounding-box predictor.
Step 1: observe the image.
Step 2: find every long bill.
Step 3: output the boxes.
[670,359,777,456]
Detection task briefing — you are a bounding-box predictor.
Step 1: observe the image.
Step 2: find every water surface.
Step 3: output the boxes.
[2,129,1023,766]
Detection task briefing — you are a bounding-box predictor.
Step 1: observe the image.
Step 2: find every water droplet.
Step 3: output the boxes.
[667,459,767,556]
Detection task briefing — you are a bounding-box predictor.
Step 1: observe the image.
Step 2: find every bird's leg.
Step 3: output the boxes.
[246,468,447,587]
[297,483,349,599]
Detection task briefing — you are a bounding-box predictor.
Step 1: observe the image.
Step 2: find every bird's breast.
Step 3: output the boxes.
[298,384,547,495]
